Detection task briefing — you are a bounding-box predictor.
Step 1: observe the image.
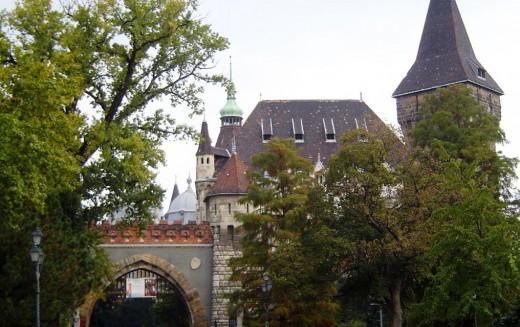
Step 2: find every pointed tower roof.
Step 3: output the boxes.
[196,120,213,156]
[206,153,248,198]
[170,179,180,203]
[393,0,503,97]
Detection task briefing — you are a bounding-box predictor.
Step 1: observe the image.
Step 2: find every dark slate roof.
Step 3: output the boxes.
[170,183,180,203]
[216,125,241,153]
[235,100,386,167]
[196,121,213,156]
[393,0,503,97]
[206,153,248,199]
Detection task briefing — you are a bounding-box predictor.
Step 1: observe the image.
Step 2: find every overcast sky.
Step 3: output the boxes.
[2,0,520,212]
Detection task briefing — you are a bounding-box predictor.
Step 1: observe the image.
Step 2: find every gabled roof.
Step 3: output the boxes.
[206,153,248,199]
[393,0,503,97]
[196,121,213,156]
[236,100,386,167]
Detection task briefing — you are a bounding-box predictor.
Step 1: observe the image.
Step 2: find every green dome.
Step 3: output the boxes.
[219,96,243,118]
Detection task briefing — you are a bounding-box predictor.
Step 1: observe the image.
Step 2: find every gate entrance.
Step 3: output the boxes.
[90,269,190,327]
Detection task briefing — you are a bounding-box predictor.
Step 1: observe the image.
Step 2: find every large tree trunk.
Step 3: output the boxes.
[390,278,403,327]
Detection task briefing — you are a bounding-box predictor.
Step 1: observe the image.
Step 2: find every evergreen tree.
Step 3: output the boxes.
[230,138,337,327]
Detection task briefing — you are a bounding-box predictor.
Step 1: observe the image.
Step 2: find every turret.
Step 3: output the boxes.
[196,120,215,181]
[393,0,503,133]
[216,58,243,151]
[196,120,216,222]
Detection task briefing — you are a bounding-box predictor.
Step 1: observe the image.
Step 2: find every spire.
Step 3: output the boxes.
[314,153,324,174]
[393,0,503,97]
[231,136,237,154]
[187,175,193,190]
[196,121,213,156]
[220,56,243,119]
[170,177,180,203]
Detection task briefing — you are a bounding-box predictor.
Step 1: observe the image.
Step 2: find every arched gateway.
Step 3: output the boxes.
[80,222,213,327]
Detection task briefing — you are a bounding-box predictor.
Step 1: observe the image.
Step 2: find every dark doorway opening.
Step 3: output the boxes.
[90,269,191,327]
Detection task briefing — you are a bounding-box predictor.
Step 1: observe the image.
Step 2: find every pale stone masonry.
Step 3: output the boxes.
[211,243,242,326]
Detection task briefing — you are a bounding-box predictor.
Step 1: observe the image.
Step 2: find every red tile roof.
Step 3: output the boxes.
[206,153,248,199]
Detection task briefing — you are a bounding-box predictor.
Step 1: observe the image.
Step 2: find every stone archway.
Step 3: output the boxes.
[80,254,207,327]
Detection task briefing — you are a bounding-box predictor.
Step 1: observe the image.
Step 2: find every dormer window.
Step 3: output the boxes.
[292,118,304,143]
[323,118,336,142]
[261,118,273,142]
[478,68,487,79]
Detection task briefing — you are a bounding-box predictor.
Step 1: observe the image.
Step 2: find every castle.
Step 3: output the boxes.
[82,0,504,326]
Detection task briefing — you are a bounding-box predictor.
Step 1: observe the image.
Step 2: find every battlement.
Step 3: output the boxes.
[98,221,213,245]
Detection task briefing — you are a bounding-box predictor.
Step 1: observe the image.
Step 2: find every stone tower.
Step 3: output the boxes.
[195,120,216,222]
[393,0,503,133]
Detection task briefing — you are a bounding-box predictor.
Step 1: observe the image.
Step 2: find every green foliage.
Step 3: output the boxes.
[325,125,432,327]
[407,85,520,326]
[0,0,227,325]
[230,138,337,327]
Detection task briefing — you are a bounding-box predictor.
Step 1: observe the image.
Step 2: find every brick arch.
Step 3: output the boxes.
[80,254,207,327]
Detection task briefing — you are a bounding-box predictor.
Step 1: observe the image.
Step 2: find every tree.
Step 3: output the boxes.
[0,0,227,325]
[324,125,434,327]
[230,138,338,327]
[407,85,520,326]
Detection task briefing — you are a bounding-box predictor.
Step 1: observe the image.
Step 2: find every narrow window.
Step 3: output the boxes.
[216,225,220,240]
[227,225,234,242]
[228,203,231,214]
[201,158,204,164]
[206,157,210,164]
[213,204,217,215]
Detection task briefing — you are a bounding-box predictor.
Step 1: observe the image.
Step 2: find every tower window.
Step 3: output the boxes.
[201,158,204,164]
[228,203,231,214]
[206,157,210,164]
[478,68,486,79]
[213,204,217,215]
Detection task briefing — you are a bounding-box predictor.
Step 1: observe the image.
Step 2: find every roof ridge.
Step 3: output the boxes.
[259,99,364,103]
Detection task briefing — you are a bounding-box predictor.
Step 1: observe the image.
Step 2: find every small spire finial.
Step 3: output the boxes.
[360,92,363,102]
[226,55,236,99]
[231,136,237,154]
[187,174,192,188]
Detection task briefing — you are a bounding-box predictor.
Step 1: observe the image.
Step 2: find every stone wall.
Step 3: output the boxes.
[211,242,242,326]
[396,82,502,133]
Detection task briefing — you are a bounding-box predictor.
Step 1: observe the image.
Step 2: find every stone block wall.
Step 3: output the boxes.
[211,243,242,326]
[396,82,502,134]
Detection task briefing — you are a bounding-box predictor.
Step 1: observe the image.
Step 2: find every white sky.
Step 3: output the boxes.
[2,0,520,212]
